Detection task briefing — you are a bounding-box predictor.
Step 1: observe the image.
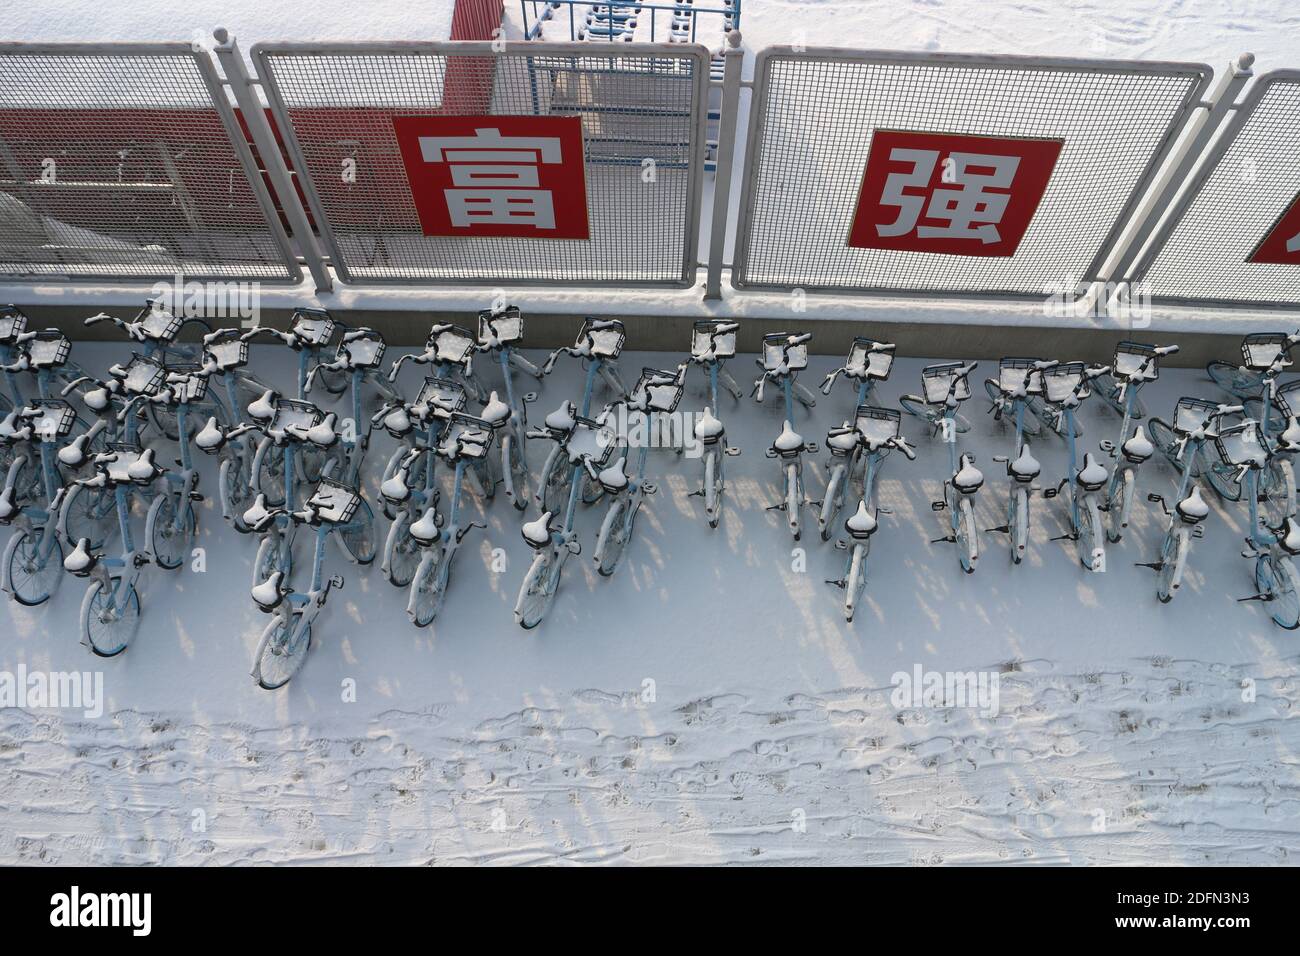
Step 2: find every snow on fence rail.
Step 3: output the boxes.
[0,42,301,283]
[730,48,1213,301]
[251,41,710,286]
[1126,70,1300,310]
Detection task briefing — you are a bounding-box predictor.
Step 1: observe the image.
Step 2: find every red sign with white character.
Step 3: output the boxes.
[393,115,590,239]
[848,130,1063,257]
[1250,192,1300,265]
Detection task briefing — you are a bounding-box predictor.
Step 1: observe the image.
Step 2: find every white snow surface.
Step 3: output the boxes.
[2,339,1299,865]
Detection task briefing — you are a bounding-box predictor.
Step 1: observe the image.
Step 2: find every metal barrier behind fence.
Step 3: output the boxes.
[253,41,709,286]
[0,42,300,283]
[1130,70,1300,309]
[731,49,1212,300]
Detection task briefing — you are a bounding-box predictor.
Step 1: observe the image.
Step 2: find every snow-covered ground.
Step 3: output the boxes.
[2,339,1298,865]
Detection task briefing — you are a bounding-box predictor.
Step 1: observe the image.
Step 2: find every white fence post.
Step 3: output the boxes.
[212,28,334,293]
[704,30,744,300]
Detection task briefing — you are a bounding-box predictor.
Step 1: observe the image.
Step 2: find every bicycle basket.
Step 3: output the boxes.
[415,377,469,418]
[1042,362,1086,404]
[441,412,495,460]
[580,318,626,359]
[565,414,617,467]
[166,363,208,403]
[268,398,324,440]
[138,305,182,342]
[30,398,77,439]
[1241,332,1290,372]
[427,325,475,365]
[1274,379,1300,419]
[1172,396,1220,434]
[338,329,386,369]
[847,338,894,381]
[306,476,361,525]
[478,306,523,345]
[103,440,147,484]
[291,308,336,346]
[1212,420,1267,469]
[691,320,737,360]
[633,367,684,413]
[0,306,28,344]
[854,405,902,444]
[921,362,971,404]
[121,355,166,395]
[27,330,71,369]
[1113,341,1160,382]
[997,357,1047,395]
[204,330,249,371]
[762,332,809,372]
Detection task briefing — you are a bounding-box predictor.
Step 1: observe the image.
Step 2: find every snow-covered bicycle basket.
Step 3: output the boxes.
[136,303,183,343]
[478,307,523,346]
[762,332,808,372]
[854,405,902,444]
[267,398,323,441]
[632,368,685,414]
[565,414,617,468]
[415,377,468,420]
[120,355,167,395]
[290,309,336,347]
[847,338,894,381]
[427,325,476,366]
[306,476,361,524]
[29,399,77,440]
[203,330,249,372]
[102,442,157,486]
[440,413,495,461]
[27,331,71,369]
[337,329,386,370]
[578,318,626,359]
[0,306,28,345]
[691,320,737,360]
[1042,361,1088,404]
[1113,341,1163,382]
[1240,332,1292,372]
[1173,396,1221,434]
[998,357,1047,395]
[921,362,972,404]
[1211,420,1268,472]
[1273,380,1300,419]
[166,363,209,404]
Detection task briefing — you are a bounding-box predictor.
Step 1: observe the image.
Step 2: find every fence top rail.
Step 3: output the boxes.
[0,41,200,57]
[251,39,710,59]
[754,45,1213,79]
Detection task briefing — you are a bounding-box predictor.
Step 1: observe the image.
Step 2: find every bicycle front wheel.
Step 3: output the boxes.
[220,455,254,532]
[703,446,722,528]
[956,493,978,573]
[62,483,116,552]
[516,550,562,629]
[254,615,312,689]
[1076,498,1104,571]
[1009,486,1029,564]
[539,446,571,516]
[147,494,193,570]
[819,465,846,541]
[1207,361,1257,398]
[3,527,62,606]
[81,578,140,657]
[1146,417,1183,473]
[1199,445,1242,502]
[1258,555,1300,630]
[844,542,868,623]
[334,494,377,565]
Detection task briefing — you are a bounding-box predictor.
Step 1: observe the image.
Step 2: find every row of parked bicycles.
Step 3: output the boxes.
[2,301,1298,689]
[746,327,1300,627]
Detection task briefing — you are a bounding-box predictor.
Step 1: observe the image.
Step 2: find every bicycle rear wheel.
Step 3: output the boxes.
[844,542,868,623]
[382,512,420,588]
[1105,468,1134,543]
[503,432,531,512]
[1156,526,1189,603]
[956,492,978,573]
[254,615,312,689]
[1258,555,1300,629]
[81,578,140,657]
[1009,486,1029,564]
[1145,417,1183,473]
[1198,445,1242,502]
[1207,361,1257,398]
[819,465,846,541]
[516,550,562,629]
[1076,498,1104,571]
[335,494,376,565]
[409,547,451,626]
[1261,458,1296,524]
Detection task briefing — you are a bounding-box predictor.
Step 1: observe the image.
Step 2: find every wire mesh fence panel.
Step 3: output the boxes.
[1135,71,1300,309]
[0,43,300,282]
[253,42,708,285]
[732,49,1210,299]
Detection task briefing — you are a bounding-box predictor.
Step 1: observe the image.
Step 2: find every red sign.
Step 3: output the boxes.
[848,130,1063,257]
[393,115,590,239]
[1250,192,1300,265]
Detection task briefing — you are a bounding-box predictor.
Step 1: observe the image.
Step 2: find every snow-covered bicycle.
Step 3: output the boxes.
[985,358,1056,563]
[685,320,743,529]
[1038,362,1111,572]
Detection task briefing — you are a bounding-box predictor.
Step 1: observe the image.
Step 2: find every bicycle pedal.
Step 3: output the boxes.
[687,489,703,498]
[765,502,787,512]
[1050,532,1078,542]
[985,525,1010,534]
[1134,561,1163,572]
[929,534,956,545]
[825,578,846,589]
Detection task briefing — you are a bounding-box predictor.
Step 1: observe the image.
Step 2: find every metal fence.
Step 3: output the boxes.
[253,41,710,286]
[731,48,1213,300]
[1128,70,1300,309]
[0,42,300,283]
